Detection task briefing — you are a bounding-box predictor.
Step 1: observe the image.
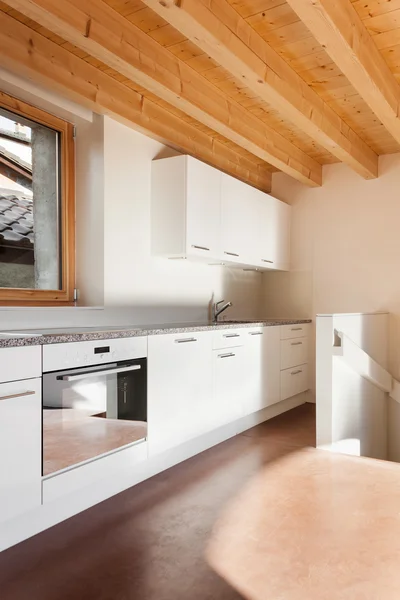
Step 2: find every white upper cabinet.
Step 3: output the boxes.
[152,155,290,270]
[186,156,221,259]
[151,155,221,261]
[261,194,291,271]
[220,173,260,266]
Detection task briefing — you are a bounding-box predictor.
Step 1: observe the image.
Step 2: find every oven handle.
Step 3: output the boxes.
[58,364,141,382]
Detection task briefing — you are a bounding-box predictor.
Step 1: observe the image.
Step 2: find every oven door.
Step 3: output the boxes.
[42,358,147,476]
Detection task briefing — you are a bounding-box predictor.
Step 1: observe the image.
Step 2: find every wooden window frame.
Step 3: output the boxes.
[0,90,75,306]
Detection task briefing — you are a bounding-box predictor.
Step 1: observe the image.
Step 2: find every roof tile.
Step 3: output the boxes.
[0,193,34,250]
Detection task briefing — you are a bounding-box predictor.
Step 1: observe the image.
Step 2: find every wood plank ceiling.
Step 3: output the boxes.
[1,0,400,192]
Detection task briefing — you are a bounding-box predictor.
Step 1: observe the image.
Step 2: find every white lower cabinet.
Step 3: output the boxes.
[0,346,41,383]
[0,377,42,524]
[280,324,311,401]
[281,364,309,401]
[243,326,281,415]
[147,331,214,455]
[280,337,309,370]
[213,345,246,426]
[148,324,307,456]
[263,327,283,406]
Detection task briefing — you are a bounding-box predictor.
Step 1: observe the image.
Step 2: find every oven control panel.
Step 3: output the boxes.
[42,336,148,372]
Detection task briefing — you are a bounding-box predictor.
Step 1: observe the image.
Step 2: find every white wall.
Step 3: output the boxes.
[264,155,400,458]
[0,72,263,326]
[316,313,388,461]
[75,114,105,306]
[102,117,262,321]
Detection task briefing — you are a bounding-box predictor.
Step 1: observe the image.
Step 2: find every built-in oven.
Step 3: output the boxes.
[42,337,147,477]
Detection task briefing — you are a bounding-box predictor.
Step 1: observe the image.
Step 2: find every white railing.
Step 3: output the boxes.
[333,330,400,403]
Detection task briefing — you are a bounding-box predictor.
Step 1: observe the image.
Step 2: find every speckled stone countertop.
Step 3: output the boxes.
[0,319,312,348]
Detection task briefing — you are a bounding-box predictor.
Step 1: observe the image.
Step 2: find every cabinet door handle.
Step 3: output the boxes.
[261,259,273,264]
[249,332,263,336]
[191,245,210,252]
[218,352,235,359]
[175,337,197,343]
[223,333,240,338]
[291,341,303,346]
[291,327,303,331]
[224,251,239,257]
[291,369,303,376]
[0,390,35,402]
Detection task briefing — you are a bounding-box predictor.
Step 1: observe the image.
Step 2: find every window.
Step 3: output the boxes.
[0,91,75,305]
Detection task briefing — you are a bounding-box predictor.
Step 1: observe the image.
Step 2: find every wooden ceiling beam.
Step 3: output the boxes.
[285,0,400,147]
[0,11,272,192]
[140,0,379,180]
[1,0,323,187]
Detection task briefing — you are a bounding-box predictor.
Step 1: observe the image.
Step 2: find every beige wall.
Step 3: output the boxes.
[264,154,400,378]
[264,155,400,455]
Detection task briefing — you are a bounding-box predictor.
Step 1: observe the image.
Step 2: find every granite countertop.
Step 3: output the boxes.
[0,319,312,348]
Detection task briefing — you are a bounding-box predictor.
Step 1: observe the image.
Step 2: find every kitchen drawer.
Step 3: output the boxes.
[281,323,310,340]
[0,346,41,383]
[213,328,245,350]
[280,337,309,370]
[280,364,309,401]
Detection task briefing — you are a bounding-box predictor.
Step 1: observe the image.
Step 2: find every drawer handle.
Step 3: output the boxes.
[224,251,239,257]
[291,370,303,376]
[261,259,273,264]
[249,332,263,336]
[223,333,240,338]
[191,245,210,252]
[291,341,303,346]
[175,337,197,343]
[291,327,303,331]
[0,390,35,402]
[219,352,235,359]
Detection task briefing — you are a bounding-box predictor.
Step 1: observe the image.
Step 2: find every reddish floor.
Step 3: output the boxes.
[0,403,316,600]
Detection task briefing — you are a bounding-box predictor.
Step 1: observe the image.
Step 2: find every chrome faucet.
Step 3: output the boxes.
[213,299,232,323]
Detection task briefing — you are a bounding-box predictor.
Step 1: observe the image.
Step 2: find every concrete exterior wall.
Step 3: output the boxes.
[0,257,34,289]
[31,125,59,290]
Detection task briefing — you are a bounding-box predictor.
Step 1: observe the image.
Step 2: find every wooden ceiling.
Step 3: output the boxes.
[1,0,400,192]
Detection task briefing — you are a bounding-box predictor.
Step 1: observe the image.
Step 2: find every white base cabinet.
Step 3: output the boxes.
[0,377,42,524]
[280,324,311,401]
[148,324,304,451]
[0,324,311,552]
[147,331,214,455]
[242,326,282,415]
[213,345,246,427]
